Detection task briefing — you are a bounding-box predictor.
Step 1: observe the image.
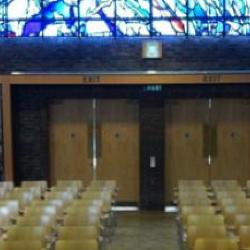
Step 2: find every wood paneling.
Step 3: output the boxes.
[49,99,92,186]
[96,99,139,203]
[165,99,210,203]
[2,72,250,85]
[210,99,250,185]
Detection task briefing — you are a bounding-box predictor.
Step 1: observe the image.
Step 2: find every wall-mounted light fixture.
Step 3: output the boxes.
[142,40,163,59]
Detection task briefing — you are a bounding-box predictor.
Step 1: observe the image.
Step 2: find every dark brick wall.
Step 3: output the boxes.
[1,37,250,73]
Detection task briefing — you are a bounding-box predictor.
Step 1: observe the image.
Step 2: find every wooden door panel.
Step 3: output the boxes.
[165,99,209,203]
[210,99,250,186]
[50,99,92,186]
[97,99,139,203]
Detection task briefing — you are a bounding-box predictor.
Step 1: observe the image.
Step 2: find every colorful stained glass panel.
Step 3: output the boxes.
[7,20,42,37]
[188,0,223,17]
[0,21,5,36]
[79,20,113,36]
[225,18,250,35]
[225,0,250,17]
[116,20,150,36]
[0,1,5,19]
[153,0,186,18]
[79,0,115,18]
[7,0,41,19]
[188,19,224,35]
[116,0,150,18]
[153,19,187,35]
[43,0,78,20]
[43,20,78,36]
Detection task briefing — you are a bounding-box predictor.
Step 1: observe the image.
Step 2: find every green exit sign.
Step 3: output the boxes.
[144,85,162,92]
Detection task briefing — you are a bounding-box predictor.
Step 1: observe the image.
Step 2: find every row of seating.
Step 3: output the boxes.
[0,179,117,250]
[175,179,250,250]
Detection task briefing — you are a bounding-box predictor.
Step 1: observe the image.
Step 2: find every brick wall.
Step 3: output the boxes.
[1,37,250,73]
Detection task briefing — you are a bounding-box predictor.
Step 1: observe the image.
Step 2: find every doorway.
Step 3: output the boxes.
[165,98,250,203]
[49,98,139,203]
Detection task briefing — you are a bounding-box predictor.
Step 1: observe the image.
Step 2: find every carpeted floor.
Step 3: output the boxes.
[107,212,180,250]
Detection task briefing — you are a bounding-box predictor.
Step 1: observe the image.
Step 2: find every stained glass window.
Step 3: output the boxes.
[225,18,250,35]
[188,19,224,35]
[117,20,150,36]
[0,0,250,36]
[79,0,115,18]
[188,0,224,18]
[153,0,186,18]
[153,19,187,35]
[7,0,41,19]
[79,20,113,36]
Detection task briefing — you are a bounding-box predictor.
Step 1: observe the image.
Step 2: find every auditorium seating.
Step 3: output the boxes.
[0,179,117,250]
[175,179,250,250]
[194,238,238,250]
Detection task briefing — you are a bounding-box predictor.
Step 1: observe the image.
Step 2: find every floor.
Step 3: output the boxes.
[108,212,180,250]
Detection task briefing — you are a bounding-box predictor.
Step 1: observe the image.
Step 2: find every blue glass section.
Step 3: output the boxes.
[116,20,150,36]
[8,20,42,37]
[79,0,115,18]
[116,0,150,18]
[188,19,224,35]
[153,19,187,35]
[153,0,186,17]
[225,18,250,35]
[7,0,41,19]
[79,20,113,36]
[0,21,5,36]
[43,0,78,20]
[0,1,5,19]
[188,0,224,17]
[225,0,250,17]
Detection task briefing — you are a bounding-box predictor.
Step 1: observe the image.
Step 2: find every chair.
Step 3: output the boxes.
[223,206,250,225]
[31,199,64,215]
[0,201,19,220]
[57,226,98,240]
[63,214,100,227]
[0,206,12,229]
[44,191,74,206]
[17,214,56,228]
[0,182,14,193]
[181,206,215,225]
[194,238,238,250]
[220,197,250,210]
[216,191,246,201]
[0,241,42,250]
[64,206,102,216]
[24,205,57,217]
[6,226,51,247]
[56,180,83,191]
[55,240,98,250]
[239,225,250,249]
[5,190,33,211]
[187,214,225,227]
[234,214,250,232]
[21,180,48,193]
[187,225,227,249]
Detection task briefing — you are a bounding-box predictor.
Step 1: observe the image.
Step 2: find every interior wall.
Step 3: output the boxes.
[11,84,250,187]
[1,37,250,73]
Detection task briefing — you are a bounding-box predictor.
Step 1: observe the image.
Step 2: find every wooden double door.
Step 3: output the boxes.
[50,99,139,203]
[165,99,250,203]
